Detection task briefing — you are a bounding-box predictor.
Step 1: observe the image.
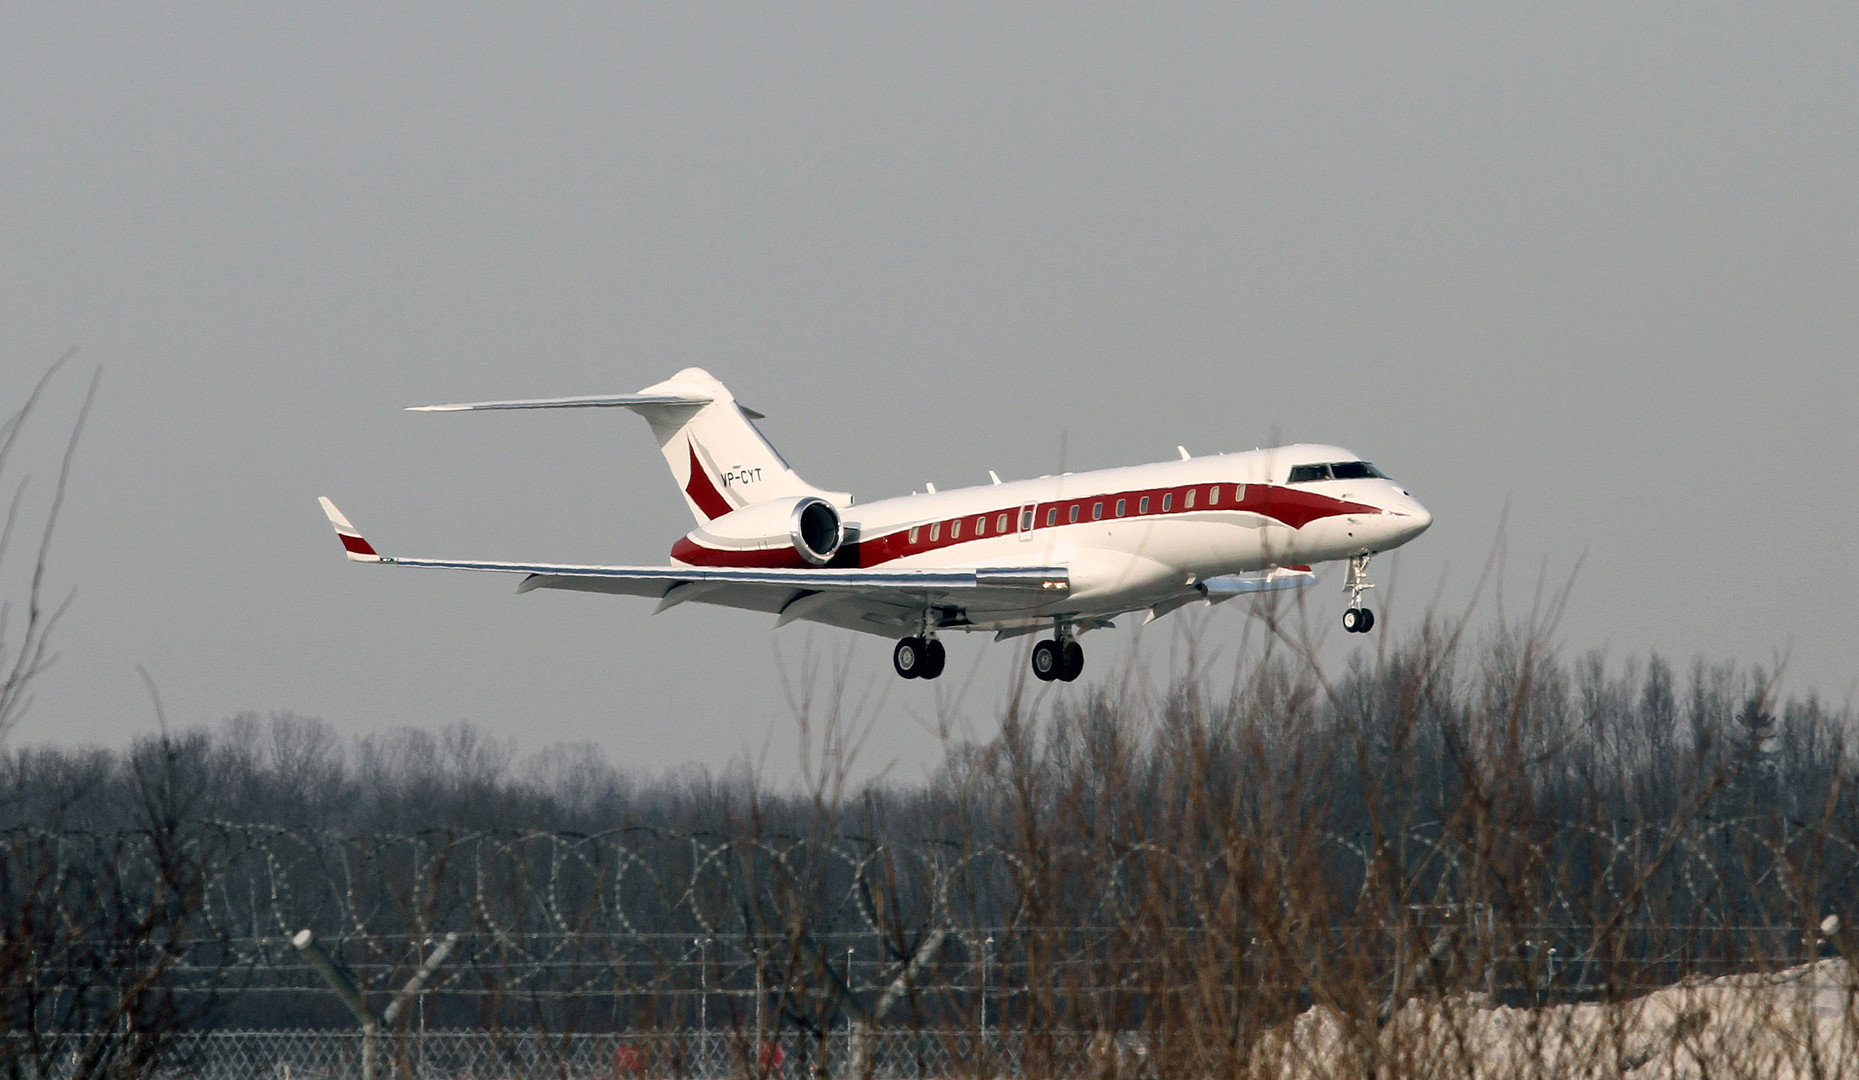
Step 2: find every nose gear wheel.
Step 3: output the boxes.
[1342,553,1378,634]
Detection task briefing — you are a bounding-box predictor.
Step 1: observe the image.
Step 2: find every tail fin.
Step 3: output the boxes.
[408,368,843,523]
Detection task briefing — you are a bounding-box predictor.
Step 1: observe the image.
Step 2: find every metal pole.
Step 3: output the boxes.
[293,930,378,1080]
[697,936,709,1072]
[981,935,994,1045]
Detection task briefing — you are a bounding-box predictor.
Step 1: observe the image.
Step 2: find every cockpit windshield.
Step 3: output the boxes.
[1287,461,1388,484]
[1329,461,1386,480]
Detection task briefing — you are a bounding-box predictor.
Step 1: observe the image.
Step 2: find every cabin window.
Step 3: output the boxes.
[930,523,940,541]
[908,527,919,544]
[1021,509,1034,530]
[1162,493,1172,512]
[1092,502,1104,520]
[996,513,1008,532]
[1185,489,1197,509]
[1139,496,1150,514]
[951,519,961,539]
[1210,486,1221,505]
[1069,505,1080,523]
[1115,499,1127,517]
[1234,484,1245,502]
[1045,507,1057,526]
[975,516,987,535]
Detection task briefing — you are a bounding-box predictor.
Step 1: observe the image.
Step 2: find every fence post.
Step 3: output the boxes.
[292,930,378,1080]
[293,929,460,1080]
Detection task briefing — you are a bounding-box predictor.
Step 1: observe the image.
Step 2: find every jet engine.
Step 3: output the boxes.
[681,495,845,566]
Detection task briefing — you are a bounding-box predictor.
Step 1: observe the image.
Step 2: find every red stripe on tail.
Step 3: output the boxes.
[684,441,734,520]
[339,533,378,557]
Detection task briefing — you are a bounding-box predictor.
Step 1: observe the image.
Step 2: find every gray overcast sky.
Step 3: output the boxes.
[3,4,1854,783]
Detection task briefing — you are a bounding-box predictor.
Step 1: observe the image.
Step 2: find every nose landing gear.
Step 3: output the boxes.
[1342,552,1377,634]
[1030,620,1085,682]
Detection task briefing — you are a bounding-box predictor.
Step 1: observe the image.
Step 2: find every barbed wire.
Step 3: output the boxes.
[9,816,1856,1004]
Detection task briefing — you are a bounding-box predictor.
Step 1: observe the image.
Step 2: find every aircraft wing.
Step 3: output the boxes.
[318,498,1067,630]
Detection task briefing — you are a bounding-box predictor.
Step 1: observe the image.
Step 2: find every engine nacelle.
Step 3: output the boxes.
[682,496,844,566]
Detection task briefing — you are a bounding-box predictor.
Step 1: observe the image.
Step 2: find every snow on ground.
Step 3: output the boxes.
[1261,961,1859,1080]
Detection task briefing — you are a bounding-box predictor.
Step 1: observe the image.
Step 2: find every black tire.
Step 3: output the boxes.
[920,639,947,680]
[1358,609,1375,633]
[1031,640,1061,682]
[1342,608,1363,633]
[893,637,924,679]
[1059,640,1084,682]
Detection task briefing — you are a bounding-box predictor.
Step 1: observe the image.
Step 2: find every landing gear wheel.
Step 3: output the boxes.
[1059,640,1084,682]
[1031,640,1062,682]
[893,637,926,678]
[920,639,947,680]
[1342,553,1377,633]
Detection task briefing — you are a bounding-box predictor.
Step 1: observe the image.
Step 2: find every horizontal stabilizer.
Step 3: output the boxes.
[406,393,711,413]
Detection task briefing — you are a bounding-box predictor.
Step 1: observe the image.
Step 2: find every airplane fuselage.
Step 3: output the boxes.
[670,443,1431,634]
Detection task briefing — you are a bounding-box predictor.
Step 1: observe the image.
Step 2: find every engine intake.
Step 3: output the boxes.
[790,497,843,565]
[680,495,845,567]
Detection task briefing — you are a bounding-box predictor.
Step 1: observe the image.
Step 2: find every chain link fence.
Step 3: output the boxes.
[5,1029,1132,1080]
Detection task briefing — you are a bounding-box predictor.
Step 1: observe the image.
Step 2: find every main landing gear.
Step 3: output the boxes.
[893,636,946,680]
[1342,552,1377,634]
[1030,621,1085,683]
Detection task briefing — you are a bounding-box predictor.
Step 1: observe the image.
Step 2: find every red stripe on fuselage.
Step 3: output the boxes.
[1246,486,1380,530]
[684,441,734,521]
[669,482,1381,569]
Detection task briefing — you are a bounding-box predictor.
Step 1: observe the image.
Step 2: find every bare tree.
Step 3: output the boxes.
[0,350,94,745]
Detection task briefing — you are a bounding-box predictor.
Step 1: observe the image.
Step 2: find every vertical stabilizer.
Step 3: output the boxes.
[628,369,838,522]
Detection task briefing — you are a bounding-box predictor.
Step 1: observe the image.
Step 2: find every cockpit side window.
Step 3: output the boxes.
[1287,463,1332,484]
[1329,461,1387,481]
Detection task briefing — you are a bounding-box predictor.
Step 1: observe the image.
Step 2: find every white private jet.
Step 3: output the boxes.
[320,369,1430,682]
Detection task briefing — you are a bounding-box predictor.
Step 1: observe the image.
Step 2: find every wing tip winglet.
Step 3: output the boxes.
[318,497,382,562]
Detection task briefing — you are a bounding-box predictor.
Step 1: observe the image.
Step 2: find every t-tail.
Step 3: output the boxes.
[408,368,845,523]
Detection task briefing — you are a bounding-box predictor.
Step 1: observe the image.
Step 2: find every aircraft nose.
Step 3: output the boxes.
[1394,496,1432,541]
